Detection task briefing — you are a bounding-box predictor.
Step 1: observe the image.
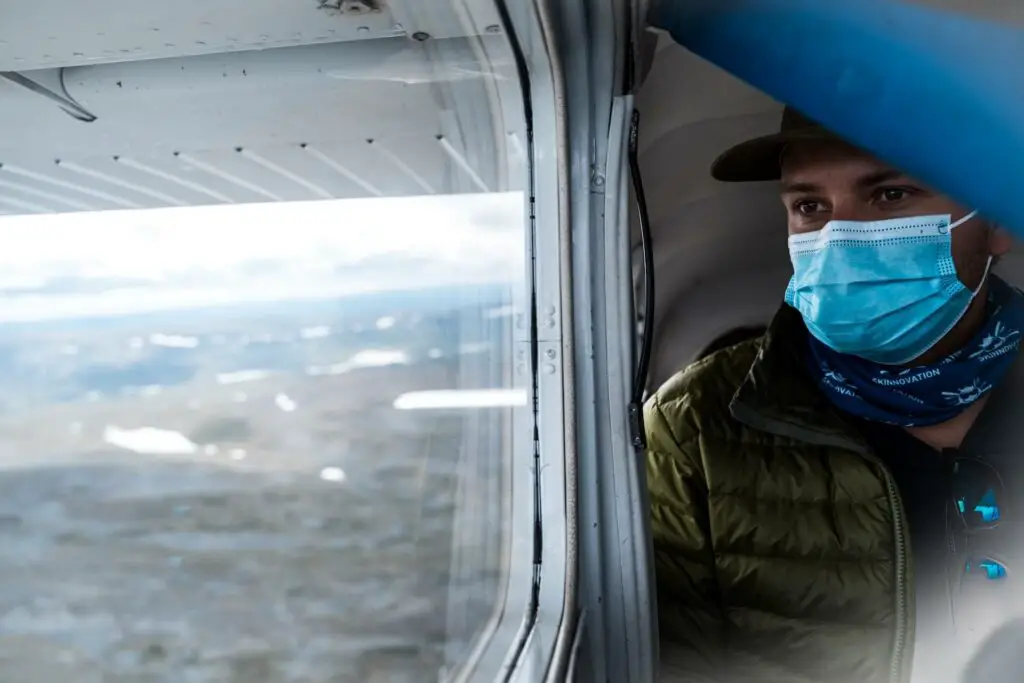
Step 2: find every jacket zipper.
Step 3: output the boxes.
[730,407,914,681]
[884,471,910,683]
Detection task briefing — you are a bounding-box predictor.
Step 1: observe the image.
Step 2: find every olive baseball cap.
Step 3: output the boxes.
[710,106,843,182]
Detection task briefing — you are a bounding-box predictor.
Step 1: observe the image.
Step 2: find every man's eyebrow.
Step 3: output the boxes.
[780,181,821,195]
[780,169,908,195]
[854,169,906,188]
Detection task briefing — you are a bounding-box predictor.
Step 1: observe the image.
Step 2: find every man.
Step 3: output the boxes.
[646,107,1024,683]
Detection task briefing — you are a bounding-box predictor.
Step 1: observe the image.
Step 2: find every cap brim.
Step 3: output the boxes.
[710,129,840,182]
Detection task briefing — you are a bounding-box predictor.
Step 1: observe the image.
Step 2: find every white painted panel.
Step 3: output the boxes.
[0,35,515,213]
[0,40,504,160]
[0,0,504,71]
[0,0,400,70]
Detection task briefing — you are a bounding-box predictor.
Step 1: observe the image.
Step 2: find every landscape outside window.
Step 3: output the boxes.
[0,188,526,682]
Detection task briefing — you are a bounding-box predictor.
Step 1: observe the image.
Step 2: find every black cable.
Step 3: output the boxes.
[0,69,96,122]
[627,108,654,450]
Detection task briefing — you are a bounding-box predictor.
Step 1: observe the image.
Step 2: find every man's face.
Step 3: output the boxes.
[779,141,1011,291]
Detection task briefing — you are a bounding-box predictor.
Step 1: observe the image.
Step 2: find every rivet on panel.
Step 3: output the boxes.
[543,364,556,375]
[412,31,430,42]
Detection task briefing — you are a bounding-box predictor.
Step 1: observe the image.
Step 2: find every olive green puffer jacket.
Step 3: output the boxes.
[645,305,913,683]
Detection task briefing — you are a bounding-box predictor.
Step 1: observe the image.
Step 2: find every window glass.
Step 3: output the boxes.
[0,21,528,683]
[0,190,525,682]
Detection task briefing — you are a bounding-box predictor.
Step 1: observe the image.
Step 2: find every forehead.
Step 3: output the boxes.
[780,141,896,186]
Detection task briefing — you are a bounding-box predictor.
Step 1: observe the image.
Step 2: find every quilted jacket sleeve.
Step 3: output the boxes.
[646,388,812,683]
[645,391,726,681]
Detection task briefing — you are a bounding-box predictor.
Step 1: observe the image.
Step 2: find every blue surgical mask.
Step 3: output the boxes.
[785,210,991,365]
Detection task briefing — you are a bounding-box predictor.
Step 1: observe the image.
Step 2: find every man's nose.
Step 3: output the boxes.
[829,198,875,222]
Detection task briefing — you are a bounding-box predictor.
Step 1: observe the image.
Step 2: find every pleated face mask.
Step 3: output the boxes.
[786,209,989,365]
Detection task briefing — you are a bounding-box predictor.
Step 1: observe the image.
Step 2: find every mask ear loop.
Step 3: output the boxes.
[948,210,991,296]
[972,256,994,297]
[949,209,980,230]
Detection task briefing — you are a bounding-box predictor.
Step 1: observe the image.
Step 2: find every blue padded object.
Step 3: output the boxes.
[966,558,1008,580]
[651,0,1024,236]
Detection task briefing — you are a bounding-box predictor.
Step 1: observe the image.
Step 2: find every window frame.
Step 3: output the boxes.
[522,0,659,682]
[438,0,658,681]
[434,0,572,681]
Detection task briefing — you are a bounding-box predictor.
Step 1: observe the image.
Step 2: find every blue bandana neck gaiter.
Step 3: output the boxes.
[807,276,1024,427]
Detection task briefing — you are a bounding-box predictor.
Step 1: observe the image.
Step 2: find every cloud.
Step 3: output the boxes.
[0,192,525,321]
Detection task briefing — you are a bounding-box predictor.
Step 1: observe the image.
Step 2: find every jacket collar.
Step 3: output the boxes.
[728,304,872,454]
[960,347,1024,454]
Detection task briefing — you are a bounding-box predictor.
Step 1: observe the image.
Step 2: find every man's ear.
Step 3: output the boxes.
[989,224,1014,258]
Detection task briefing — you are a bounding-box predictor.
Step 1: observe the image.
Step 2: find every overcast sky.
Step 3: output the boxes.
[0,192,525,322]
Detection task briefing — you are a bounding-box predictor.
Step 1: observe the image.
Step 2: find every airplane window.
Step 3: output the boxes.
[0,193,526,682]
[0,15,530,683]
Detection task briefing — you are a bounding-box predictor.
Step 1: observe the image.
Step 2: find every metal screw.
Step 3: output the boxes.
[412,31,430,42]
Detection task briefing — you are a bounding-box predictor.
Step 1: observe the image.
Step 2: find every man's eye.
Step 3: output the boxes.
[794,200,823,215]
[877,187,909,203]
